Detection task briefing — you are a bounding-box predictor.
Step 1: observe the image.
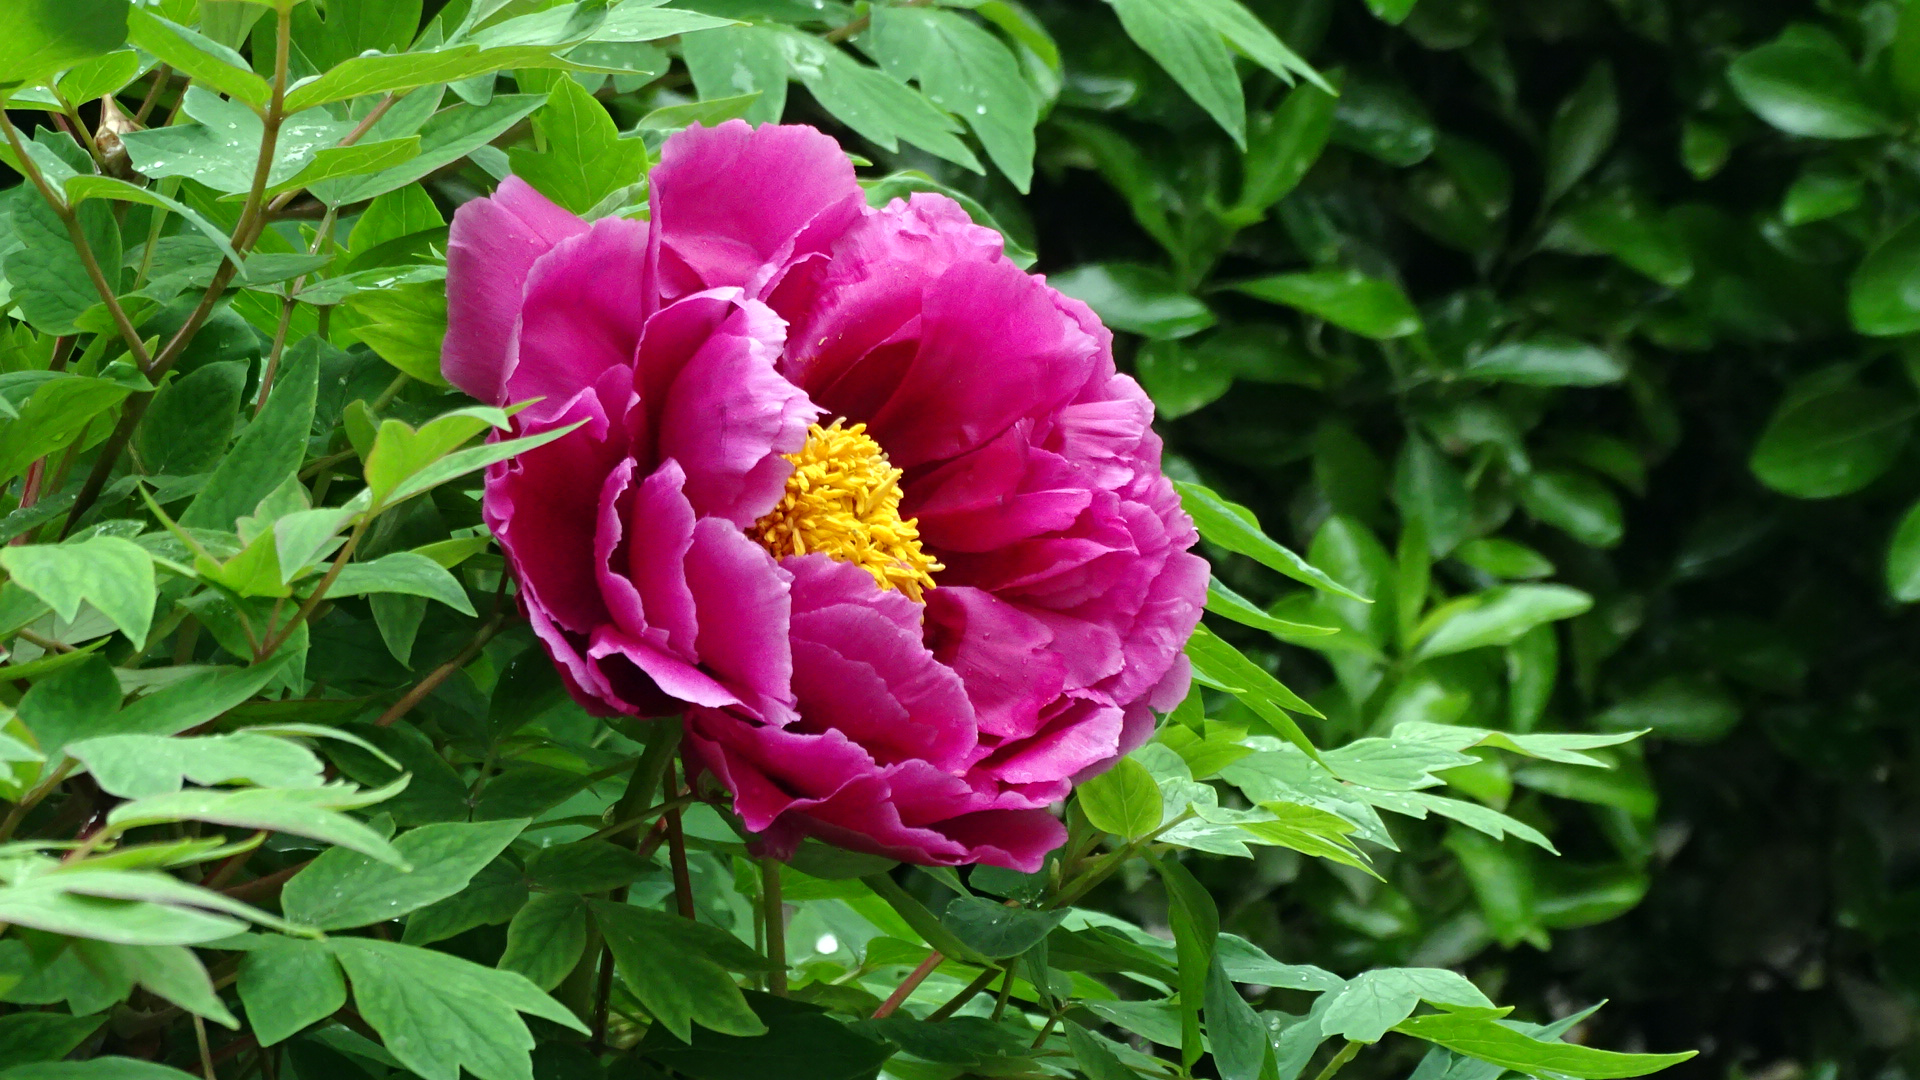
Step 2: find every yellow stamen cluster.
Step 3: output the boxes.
[752,421,941,602]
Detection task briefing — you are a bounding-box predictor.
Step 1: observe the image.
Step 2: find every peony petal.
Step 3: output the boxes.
[444,177,587,403]
[657,300,820,526]
[650,121,863,301]
[924,586,1065,742]
[483,388,620,636]
[503,215,652,423]
[623,460,701,657]
[865,256,1102,469]
[683,518,794,714]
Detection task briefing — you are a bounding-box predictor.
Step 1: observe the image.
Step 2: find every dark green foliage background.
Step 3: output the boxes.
[1000,0,1920,1074]
[0,0,1915,1077]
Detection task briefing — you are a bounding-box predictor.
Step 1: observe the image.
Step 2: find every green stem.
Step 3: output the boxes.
[1311,1040,1363,1080]
[925,965,1000,1022]
[762,858,786,995]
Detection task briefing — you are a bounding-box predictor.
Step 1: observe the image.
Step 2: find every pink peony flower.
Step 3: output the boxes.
[443,121,1207,870]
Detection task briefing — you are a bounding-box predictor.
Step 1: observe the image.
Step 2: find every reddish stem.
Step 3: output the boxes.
[872,951,944,1019]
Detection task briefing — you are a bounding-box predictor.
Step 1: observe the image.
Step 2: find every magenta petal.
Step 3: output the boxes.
[867,257,1102,469]
[658,300,820,526]
[786,557,976,772]
[483,389,619,635]
[934,810,1067,872]
[979,697,1124,785]
[651,121,863,299]
[503,215,651,422]
[925,586,1065,741]
[444,177,587,403]
[623,460,700,657]
[683,518,794,715]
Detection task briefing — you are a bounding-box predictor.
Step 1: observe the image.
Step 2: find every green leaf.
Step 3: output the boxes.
[939,895,1066,958]
[106,782,408,866]
[110,660,294,739]
[1175,480,1368,600]
[1186,625,1325,749]
[1149,851,1217,1067]
[137,362,247,476]
[523,840,647,893]
[1543,63,1616,207]
[329,937,587,1080]
[0,371,134,485]
[1320,968,1493,1043]
[0,0,129,93]
[774,29,982,172]
[313,94,548,205]
[1237,78,1339,216]
[16,656,120,762]
[345,280,449,385]
[1594,676,1739,744]
[2,196,119,336]
[237,936,347,1046]
[1465,336,1625,387]
[1049,263,1215,340]
[498,891,589,992]
[67,732,323,798]
[1394,1010,1694,1078]
[1105,0,1246,145]
[1076,756,1163,839]
[282,818,528,930]
[641,992,893,1080]
[1064,1022,1137,1080]
[125,9,270,106]
[1851,218,1920,337]
[590,899,769,1043]
[0,868,296,944]
[1413,585,1593,661]
[681,25,789,126]
[1783,163,1864,226]
[180,338,321,530]
[1518,469,1624,548]
[1233,269,1422,339]
[0,1013,105,1070]
[0,538,154,645]
[507,75,648,215]
[74,940,236,1028]
[262,137,423,202]
[0,1059,202,1080]
[869,6,1037,190]
[402,859,527,945]
[1205,941,1277,1080]
[1331,75,1436,166]
[1728,27,1888,139]
[324,552,476,615]
[1889,498,1920,602]
[1750,373,1914,498]
[64,176,245,270]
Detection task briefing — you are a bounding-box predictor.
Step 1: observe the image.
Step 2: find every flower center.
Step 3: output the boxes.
[752,420,941,602]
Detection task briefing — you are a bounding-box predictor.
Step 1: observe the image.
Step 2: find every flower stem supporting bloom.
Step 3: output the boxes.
[666,800,695,920]
[926,965,1002,1022]
[761,858,787,995]
[1311,1040,1364,1080]
[871,952,943,1019]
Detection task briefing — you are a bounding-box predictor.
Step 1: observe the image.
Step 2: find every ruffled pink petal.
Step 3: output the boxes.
[650,121,863,302]
[683,518,794,716]
[503,215,651,424]
[974,696,1124,786]
[785,557,976,772]
[933,810,1067,872]
[483,388,620,636]
[863,257,1102,469]
[623,460,700,657]
[656,300,820,527]
[924,586,1065,742]
[444,177,587,403]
